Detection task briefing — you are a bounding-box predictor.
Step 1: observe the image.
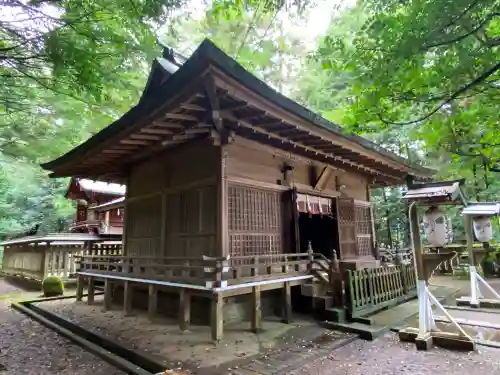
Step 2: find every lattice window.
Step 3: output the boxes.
[355,205,371,235]
[337,198,357,258]
[355,203,374,257]
[228,184,282,264]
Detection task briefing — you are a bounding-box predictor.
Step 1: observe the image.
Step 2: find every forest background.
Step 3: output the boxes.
[1,0,498,248]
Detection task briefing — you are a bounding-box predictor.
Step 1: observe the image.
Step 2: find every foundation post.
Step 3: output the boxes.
[123,280,133,316]
[76,274,84,301]
[179,289,191,331]
[103,278,113,311]
[148,284,158,320]
[282,281,292,323]
[251,285,262,332]
[211,292,224,343]
[87,276,95,305]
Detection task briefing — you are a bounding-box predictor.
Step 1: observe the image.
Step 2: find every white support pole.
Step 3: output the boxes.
[469,265,480,306]
[476,271,500,300]
[427,285,473,341]
[417,280,429,337]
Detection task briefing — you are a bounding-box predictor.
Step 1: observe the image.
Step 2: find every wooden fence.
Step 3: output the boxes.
[345,264,417,318]
[2,242,122,281]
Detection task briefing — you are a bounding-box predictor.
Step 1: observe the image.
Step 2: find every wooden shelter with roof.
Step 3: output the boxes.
[41,39,434,341]
[66,177,125,236]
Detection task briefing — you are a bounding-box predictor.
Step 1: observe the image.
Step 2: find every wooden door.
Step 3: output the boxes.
[335,197,358,259]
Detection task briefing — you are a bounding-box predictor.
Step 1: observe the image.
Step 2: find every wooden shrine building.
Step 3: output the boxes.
[66,178,125,236]
[41,39,434,340]
[0,178,124,283]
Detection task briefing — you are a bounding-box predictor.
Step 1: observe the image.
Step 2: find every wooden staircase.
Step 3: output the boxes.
[301,248,347,322]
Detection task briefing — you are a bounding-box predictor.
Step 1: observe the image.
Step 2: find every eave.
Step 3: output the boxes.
[41,39,434,185]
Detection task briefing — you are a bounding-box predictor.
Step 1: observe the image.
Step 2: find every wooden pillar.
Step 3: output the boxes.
[123,280,133,316]
[409,202,432,349]
[217,146,229,257]
[409,204,424,282]
[148,284,158,320]
[87,276,95,305]
[251,286,262,332]
[62,250,69,279]
[41,246,49,280]
[465,215,474,266]
[160,192,167,256]
[211,293,224,342]
[76,274,84,301]
[103,279,113,311]
[282,281,292,324]
[465,214,479,306]
[179,289,191,331]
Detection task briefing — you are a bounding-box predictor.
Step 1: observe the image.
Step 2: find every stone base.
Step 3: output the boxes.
[456,296,500,309]
[415,334,433,351]
[398,327,476,351]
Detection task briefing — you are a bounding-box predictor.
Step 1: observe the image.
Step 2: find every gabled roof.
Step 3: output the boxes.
[402,179,468,205]
[138,42,188,102]
[41,39,434,185]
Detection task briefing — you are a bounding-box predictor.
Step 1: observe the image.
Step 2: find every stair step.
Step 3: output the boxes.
[323,320,388,341]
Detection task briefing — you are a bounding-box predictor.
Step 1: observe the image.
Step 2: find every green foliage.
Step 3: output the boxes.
[42,276,65,297]
[299,1,500,245]
[0,155,74,237]
[0,1,316,237]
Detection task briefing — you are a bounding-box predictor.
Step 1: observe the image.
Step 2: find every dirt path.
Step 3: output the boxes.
[290,332,500,375]
[0,278,124,375]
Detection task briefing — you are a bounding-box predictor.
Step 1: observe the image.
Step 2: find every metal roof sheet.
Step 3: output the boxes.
[78,179,126,196]
[0,233,103,246]
[462,203,500,216]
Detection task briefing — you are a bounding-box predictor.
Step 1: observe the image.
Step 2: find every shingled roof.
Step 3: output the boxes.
[41,39,434,185]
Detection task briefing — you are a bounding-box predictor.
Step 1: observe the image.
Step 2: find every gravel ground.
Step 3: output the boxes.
[290,332,500,375]
[0,279,124,375]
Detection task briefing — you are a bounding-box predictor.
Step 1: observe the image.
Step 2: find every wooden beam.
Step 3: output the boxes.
[213,74,405,173]
[204,75,224,134]
[314,166,334,191]
[141,128,173,135]
[129,134,162,141]
[222,112,400,181]
[179,289,191,331]
[120,139,150,146]
[101,149,134,154]
[185,127,210,135]
[152,121,184,129]
[220,103,248,112]
[181,103,207,111]
[164,113,198,121]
